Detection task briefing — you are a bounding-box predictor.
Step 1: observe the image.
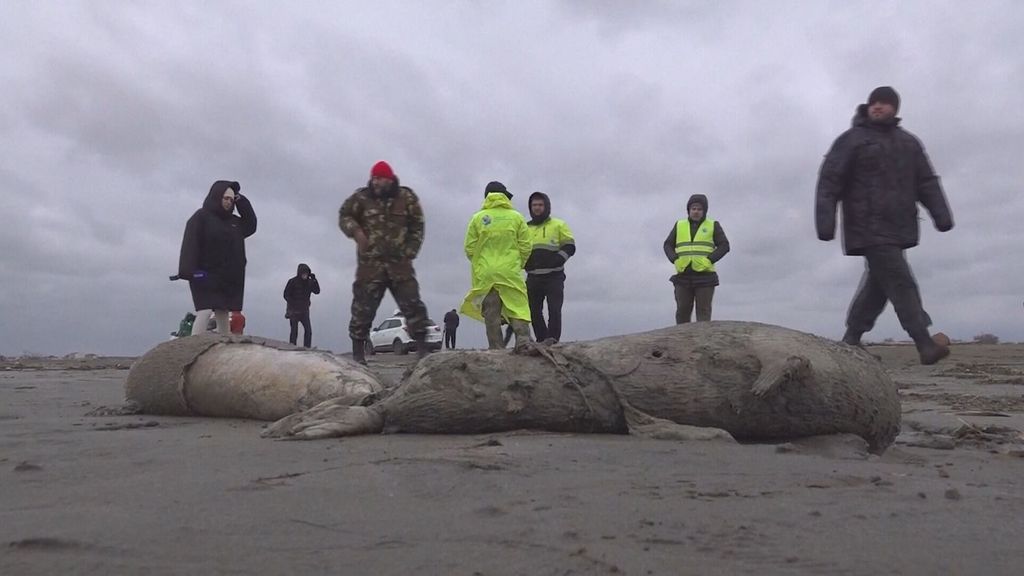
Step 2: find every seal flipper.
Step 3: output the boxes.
[262,399,384,440]
[622,402,735,442]
[750,355,811,397]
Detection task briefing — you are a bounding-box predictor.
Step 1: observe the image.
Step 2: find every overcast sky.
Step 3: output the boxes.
[2,1,1022,356]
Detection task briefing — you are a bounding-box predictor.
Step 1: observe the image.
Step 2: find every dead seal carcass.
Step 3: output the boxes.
[265,321,901,453]
[124,334,382,420]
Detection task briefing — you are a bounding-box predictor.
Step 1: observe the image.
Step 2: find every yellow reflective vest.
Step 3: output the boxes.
[525,217,575,276]
[674,218,716,273]
[460,193,532,322]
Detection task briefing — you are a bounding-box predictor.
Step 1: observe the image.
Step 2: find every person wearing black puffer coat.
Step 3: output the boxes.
[178,180,257,335]
[816,86,953,365]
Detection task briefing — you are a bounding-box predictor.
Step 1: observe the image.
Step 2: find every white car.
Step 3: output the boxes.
[367,313,443,355]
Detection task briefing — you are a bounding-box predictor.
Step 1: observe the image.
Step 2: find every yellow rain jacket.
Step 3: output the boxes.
[460,193,532,322]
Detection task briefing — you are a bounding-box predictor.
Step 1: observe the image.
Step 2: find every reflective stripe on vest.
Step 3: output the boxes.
[674,218,716,273]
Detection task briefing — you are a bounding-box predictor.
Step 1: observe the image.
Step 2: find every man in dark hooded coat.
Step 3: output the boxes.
[663,194,729,323]
[816,86,953,365]
[283,263,321,348]
[178,180,257,334]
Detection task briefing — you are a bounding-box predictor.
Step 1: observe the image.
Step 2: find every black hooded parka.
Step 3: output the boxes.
[815,105,953,255]
[178,180,257,311]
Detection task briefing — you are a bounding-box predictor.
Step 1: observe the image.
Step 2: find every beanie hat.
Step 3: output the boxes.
[484,181,512,199]
[867,86,900,112]
[370,161,395,179]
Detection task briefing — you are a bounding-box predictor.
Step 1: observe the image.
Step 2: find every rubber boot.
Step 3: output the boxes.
[910,329,949,366]
[414,335,429,360]
[352,338,367,365]
[481,290,505,350]
[510,319,536,355]
[841,328,863,346]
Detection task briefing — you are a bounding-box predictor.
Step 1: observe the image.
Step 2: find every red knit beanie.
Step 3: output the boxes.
[370,161,395,179]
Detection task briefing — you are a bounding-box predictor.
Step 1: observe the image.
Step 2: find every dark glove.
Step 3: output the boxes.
[309,273,316,279]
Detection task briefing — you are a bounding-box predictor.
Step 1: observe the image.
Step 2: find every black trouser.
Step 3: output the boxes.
[527,274,565,342]
[846,245,931,336]
[443,327,457,349]
[289,311,312,348]
[674,284,715,323]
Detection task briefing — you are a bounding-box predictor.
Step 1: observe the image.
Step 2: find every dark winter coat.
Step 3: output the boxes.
[443,310,460,329]
[815,105,953,255]
[663,194,730,287]
[283,263,321,316]
[178,181,257,311]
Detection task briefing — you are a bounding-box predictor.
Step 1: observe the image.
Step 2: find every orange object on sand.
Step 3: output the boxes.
[230,311,246,335]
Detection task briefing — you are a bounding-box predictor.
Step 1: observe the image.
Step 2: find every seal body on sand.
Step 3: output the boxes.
[124,334,381,421]
[265,322,901,453]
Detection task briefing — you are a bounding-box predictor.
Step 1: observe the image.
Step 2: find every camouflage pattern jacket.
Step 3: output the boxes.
[339,185,425,278]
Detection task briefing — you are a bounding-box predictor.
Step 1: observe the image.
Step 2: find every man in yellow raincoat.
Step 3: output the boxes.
[461,181,533,350]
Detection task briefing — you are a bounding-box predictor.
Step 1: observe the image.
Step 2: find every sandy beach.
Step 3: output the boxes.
[2,344,1023,575]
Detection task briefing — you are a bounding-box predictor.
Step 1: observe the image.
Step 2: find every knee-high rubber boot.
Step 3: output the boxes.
[510,319,532,353]
[415,335,429,359]
[352,338,367,365]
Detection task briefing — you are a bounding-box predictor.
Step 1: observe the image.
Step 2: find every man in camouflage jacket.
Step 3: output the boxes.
[339,160,430,363]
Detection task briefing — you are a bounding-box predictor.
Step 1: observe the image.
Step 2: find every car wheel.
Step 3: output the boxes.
[393,338,407,355]
[365,340,376,356]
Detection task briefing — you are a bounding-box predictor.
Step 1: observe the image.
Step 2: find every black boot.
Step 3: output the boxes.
[910,329,949,366]
[352,338,367,365]
[841,328,863,346]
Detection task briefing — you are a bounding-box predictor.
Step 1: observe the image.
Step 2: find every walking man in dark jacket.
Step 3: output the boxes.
[283,263,321,348]
[663,193,729,323]
[524,191,575,344]
[816,86,954,365]
[443,309,459,349]
[339,161,430,364]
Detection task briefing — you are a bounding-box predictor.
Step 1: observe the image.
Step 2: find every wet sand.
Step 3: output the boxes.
[2,344,1023,575]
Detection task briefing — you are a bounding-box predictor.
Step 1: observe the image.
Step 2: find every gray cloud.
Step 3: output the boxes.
[2,0,1023,356]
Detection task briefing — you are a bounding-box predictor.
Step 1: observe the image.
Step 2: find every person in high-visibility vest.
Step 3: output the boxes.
[662,194,730,323]
[524,191,575,344]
